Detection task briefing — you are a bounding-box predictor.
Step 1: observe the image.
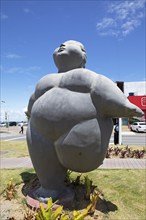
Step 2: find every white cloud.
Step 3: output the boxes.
[1,13,8,20]
[23,8,34,15]
[0,108,27,122]
[121,19,140,36]
[2,66,41,75]
[23,107,27,113]
[96,18,115,29]
[5,54,22,59]
[24,8,31,13]
[96,0,146,38]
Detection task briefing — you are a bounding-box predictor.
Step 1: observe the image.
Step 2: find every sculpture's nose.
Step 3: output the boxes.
[58,44,65,52]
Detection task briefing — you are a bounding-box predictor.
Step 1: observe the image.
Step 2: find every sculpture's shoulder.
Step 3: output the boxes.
[37,73,61,88]
[63,68,98,79]
[35,73,61,98]
[59,68,98,93]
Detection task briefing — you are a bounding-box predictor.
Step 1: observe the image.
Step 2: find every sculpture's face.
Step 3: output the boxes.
[53,40,86,72]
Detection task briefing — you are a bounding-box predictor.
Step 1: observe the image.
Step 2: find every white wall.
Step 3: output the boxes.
[124,81,146,97]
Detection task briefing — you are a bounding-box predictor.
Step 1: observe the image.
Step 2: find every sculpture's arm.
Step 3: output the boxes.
[58,68,143,118]
[91,74,144,118]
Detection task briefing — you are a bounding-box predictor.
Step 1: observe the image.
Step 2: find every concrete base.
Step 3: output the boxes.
[26,186,75,209]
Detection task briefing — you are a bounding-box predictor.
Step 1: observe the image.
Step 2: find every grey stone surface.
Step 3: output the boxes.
[26,40,144,202]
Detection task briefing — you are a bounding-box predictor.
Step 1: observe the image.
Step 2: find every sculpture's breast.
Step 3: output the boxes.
[31,87,97,140]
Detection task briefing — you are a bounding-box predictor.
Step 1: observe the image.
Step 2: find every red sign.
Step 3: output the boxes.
[141,97,146,106]
[128,96,146,110]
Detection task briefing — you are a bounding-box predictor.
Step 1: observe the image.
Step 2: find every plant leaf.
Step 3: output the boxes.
[52,206,63,219]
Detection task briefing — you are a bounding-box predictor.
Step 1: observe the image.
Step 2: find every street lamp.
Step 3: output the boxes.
[1,101,9,128]
[116,82,124,145]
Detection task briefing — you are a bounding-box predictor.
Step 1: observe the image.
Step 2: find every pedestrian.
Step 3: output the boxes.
[114,122,119,145]
[19,121,24,134]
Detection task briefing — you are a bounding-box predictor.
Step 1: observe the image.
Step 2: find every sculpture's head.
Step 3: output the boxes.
[53,40,87,73]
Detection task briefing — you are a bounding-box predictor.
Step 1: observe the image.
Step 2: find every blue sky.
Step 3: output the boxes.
[1,0,146,121]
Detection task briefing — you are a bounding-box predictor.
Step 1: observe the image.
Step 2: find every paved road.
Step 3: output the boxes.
[0,127,26,141]
[0,132,26,141]
[1,127,146,146]
[122,132,146,146]
[110,131,146,146]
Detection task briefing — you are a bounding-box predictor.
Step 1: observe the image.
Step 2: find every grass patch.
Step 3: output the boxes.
[1,141,145,159]
[0,168,34,194]
[84,169,146,220]
[0,141,29,158]
[0,168,145,219]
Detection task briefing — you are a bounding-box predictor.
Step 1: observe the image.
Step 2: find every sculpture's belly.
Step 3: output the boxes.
[55,118,103,172]
[31,87,97,140]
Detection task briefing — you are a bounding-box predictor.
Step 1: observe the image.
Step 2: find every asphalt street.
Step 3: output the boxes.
[0,126,146,146]
[0,126,145,169]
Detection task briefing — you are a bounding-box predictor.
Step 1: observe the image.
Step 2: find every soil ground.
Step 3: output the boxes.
[0,175,113,220]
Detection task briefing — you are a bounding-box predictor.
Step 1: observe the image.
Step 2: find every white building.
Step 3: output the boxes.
[124,81,146,97]
[115,81,146,125]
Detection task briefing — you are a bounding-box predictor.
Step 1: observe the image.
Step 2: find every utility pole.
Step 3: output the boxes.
[1,100,9,129]
[116,81,124,145]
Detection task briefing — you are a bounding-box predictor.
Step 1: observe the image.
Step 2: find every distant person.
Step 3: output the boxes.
[114,122,119,145]
[19,121,24,134]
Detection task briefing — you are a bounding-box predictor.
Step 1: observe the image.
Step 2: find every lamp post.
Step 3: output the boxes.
[116,81,124,145]
[1,101,9,129]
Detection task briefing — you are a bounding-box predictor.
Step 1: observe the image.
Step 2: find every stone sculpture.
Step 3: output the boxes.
[26,40,143,203]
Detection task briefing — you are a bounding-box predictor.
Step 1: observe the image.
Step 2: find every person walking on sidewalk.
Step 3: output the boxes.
[19,121,24,134]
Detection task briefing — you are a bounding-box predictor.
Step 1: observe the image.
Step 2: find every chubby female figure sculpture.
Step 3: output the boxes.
[26,40,143,203]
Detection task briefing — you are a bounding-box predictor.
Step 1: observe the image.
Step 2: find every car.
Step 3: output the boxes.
[0,122,6,127]
[9,121,17,126]
[24,122,28,126]
[130,122,146,133]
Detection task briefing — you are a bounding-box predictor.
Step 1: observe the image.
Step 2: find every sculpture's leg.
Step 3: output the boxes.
[26,122,68,203]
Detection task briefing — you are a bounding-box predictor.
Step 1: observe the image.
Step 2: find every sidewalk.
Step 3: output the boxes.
[0,157,145,169]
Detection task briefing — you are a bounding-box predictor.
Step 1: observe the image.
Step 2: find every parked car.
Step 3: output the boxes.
[130,122,146,133]
[9,121,17,126]
[24,122,28,126]
[0,122,6,127]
